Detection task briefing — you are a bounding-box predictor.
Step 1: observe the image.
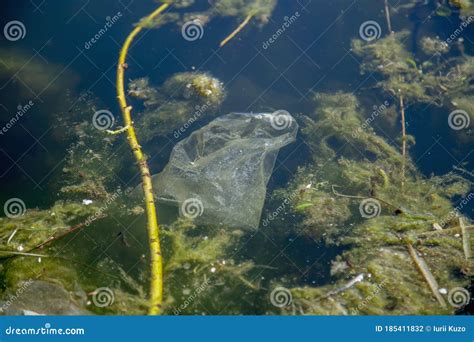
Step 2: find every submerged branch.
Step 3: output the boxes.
[460,218,472,260]
[116,3,169,315]
[220,14,253,47]
[331,185,401,211]
[406,243,447,307]
[384,0,393,34]
[399,95,406,188]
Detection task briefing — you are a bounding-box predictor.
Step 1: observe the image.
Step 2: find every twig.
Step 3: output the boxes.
[331,185,401,211]
[0,216,107,261]
[220,14,253,47]
[106,125,130,135]
[406,243,447,307]
[384,0,393,34]
[6,228,19,245]
[0,251,48,258]
[417,226,460,237]
[34,216,105,250]
[116,3,168,315]
[459,218,472,260]
[399,95,406,187]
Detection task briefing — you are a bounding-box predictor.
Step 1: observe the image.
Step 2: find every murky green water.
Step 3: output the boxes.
[0,0,473,315]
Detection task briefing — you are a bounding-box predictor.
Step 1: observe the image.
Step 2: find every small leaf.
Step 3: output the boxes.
[295,202,314,211]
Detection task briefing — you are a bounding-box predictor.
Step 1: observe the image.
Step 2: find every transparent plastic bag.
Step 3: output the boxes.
[152,111,298,229]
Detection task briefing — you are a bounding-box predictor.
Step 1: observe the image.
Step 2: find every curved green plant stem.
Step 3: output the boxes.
[116,3,170,315]
[220,14,253,47]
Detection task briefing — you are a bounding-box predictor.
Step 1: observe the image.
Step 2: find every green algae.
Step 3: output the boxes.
[0,201,99,255]
[352,31,474,108]
[211,0,277,23]
[264,92,472,315]
[128,72,225,141]
[160,219,258,314]
[149,0,277,34]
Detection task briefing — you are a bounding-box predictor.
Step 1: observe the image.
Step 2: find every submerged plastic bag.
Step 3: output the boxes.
[153,111,298,229]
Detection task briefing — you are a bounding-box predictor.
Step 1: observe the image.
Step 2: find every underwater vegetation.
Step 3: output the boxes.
[0,0,472,316]
[266,92,472,315]
[129,72,225,142]
[142,0,277,46]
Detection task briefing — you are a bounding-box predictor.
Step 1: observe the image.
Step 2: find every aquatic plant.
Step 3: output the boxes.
[150,0,277,46]
[265,92,472,315]
[160,219,258,314]
[129,72,225,142]
[112,3,171,315]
